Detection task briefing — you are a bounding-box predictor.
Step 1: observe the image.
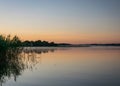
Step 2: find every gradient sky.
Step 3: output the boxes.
[0,0,120,44]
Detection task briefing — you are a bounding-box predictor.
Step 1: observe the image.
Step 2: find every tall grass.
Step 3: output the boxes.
[0,35,21,51]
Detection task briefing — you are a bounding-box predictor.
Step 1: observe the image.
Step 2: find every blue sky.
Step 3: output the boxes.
[0,0,120,43]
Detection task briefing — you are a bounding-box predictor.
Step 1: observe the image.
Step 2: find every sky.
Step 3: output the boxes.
[0,0,120,44]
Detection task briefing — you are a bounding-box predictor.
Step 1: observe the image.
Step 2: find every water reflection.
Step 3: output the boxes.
[21,47,57,70]
[0,47,120,86]
[0,47,57,86]
[23,47,56,54]
[0,48,24,86]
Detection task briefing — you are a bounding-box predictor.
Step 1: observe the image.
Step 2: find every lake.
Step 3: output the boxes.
[0,47,120,86]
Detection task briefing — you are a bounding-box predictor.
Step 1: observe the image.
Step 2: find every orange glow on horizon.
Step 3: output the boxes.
[1,28,120,44]
[15,33,120,44]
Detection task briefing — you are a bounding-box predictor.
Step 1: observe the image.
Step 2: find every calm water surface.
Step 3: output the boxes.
[1,47,120,86]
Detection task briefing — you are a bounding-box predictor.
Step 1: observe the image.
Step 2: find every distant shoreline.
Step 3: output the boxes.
[22,43,120,47]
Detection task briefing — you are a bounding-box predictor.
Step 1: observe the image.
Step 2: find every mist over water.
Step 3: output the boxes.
[0,47,120,86]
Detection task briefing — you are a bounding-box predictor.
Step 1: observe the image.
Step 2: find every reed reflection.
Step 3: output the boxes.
[0,47,57,86]
[0,48,24,86]
[21,48,56,68]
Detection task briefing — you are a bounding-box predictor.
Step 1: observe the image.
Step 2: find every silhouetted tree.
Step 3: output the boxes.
[22,40,58,47]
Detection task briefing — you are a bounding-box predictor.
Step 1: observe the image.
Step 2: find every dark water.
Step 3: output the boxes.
[0,47,120,86]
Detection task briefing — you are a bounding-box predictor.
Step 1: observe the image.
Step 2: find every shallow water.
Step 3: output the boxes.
[1,47,120,86]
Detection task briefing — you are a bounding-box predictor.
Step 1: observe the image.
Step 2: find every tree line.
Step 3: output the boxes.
[0,35,60,50]
[1,34,120,50]
[22,40,58,47]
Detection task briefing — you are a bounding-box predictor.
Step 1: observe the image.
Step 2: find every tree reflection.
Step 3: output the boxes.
[23,47,56,54]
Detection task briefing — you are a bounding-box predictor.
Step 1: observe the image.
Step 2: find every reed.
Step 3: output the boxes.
[0,35,21,51]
